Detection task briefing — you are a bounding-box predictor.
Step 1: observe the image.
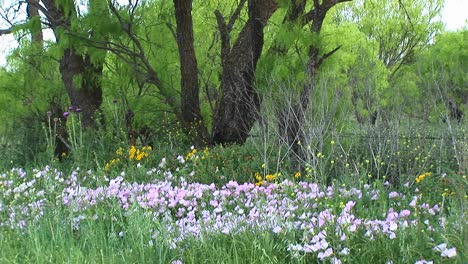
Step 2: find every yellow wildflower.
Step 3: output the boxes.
[116,147,124,156]
[255,172,262,181]
[266,174,276,181]
[255,180,266,186]
[142,146,152,151]
[105,158,120,171]
[416,172,431,183]
[129,145,137,160]
[294,171,301,178]
[186,148,198,160]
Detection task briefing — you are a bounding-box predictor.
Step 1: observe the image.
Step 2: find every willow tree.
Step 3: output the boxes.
[333,0,443,122]
[337,0,443,79]
[39,0,108,128]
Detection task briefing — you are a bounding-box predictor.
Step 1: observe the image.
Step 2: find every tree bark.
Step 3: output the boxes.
[211,0,278,145]
[59,49,104,128]
[174,0,210,145]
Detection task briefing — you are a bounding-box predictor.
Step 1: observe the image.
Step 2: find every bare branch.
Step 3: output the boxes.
[166,22,177,40]
[318,45,342,65]
[304,0,352,26]
[398,0,415,29]
[215,10,230,62]
[0,28,13,35]
[227,0,247,33]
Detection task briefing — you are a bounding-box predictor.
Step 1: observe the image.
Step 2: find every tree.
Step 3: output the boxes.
[211,0,278,144]
[336,0,443,79]
[84,0,278,145]
[41,0,107,128]
[260,0,351,172]
[174,0,210,143]
[415,29,468,122]
[330,0,443,123]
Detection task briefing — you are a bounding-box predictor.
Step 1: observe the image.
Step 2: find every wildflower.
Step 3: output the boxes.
[339,248,350,255]
[255,180,265,186]
[116,147,124,156]
[266,173,279,181]
[414,260,433,264]
[432,243,457,258]
[177,155,185,164]
[142,145,152,151]
[294,171,301,178]
[273,226,282,234]
[255,172,262,181]
[331,258,341,264]
[63,111,69,118]
[129,145,137,160]
[399,209,411,217]
[186,147,198,160]
[46,111,52,117]
[440,247,457,258]
[159,158,167,168]
[75,108,81,113]
[318,248,333,260]
[416,172,431,183]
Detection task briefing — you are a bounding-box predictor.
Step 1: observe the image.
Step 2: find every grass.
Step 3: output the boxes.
[0,157,466,263]
[0,106,466,263]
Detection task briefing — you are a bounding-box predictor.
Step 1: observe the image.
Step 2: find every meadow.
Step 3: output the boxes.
[0,124,466,263]
[0,0,466,262]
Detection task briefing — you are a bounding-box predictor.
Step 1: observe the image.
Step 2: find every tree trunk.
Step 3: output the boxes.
[59,49,104,128]
[211,0,277,145]
[174,0,210,145]
[42,0,105,128]
[27,0,43,44]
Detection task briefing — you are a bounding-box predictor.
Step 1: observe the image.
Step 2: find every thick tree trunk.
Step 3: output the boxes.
[174,0,210,145]
[211,0,277,145]
[59,49,103,128]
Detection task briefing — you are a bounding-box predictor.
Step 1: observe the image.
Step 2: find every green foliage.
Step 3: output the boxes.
[336,0,443,72]
[415,30,468,112]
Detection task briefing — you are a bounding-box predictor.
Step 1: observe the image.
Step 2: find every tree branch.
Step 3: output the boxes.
[398,0,415,29]
[215,10,230,62]
[0,28,12,35]
[318,45,341,65]
[227,0,247,33]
